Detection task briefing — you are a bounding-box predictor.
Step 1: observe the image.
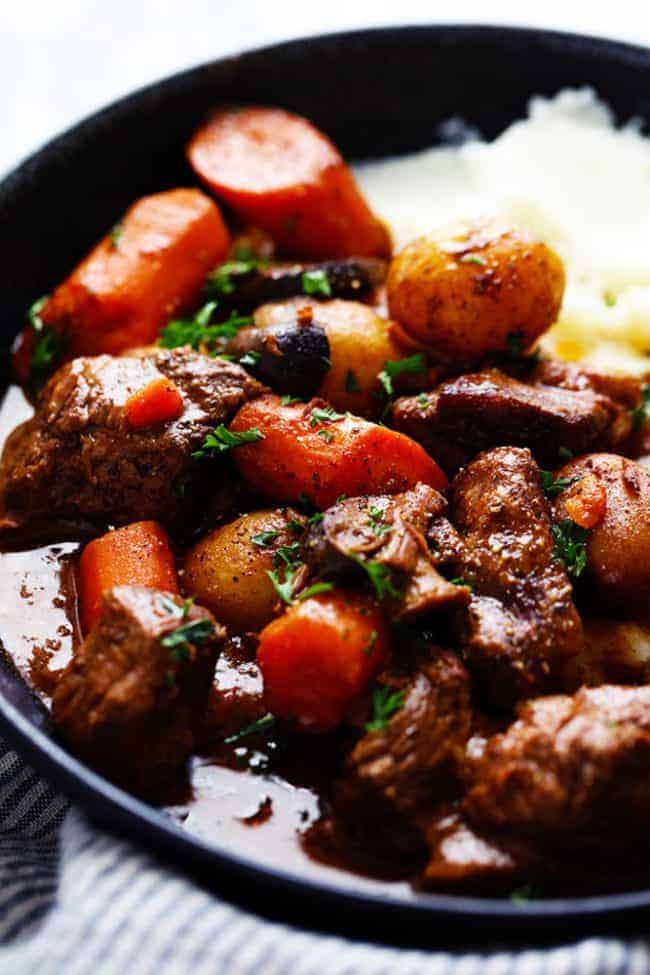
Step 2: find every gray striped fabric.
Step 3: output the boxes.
[0,739,649,974]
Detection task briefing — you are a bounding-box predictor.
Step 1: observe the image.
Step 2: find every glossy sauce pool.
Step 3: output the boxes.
[0,384,416,898]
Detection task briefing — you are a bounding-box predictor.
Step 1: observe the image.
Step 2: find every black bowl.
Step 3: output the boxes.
[2,24,650,946]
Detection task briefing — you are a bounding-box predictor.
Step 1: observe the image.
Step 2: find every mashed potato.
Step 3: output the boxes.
[355,89,650,376]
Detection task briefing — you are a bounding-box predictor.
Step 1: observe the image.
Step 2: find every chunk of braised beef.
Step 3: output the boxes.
[209,258,387,311]
[327,649,472,863]
[305,483,469,620]
[463,685,650,850]
[0,348,264,540]
[391,368,620,474]
[450,447,583,706]
[421,807,541,893]
[198,635,265,746]
[52,585,224,801]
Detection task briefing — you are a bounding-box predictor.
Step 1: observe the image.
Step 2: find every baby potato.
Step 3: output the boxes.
[254,297,409,416]
[554,453,650,614]
[184,509,304,633]
[386,218,565,364]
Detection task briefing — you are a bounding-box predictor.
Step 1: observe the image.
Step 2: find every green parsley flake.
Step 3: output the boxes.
[109,222,123,249]
[239,349,261,368]
[192,425,264,460]
[363,630,378,656]
[365,686,406,732]
[417,393,429,411]
[205,259,260,298]
[377,354,426,397]
[296,581,335,601]
[459,253,487,266]
[355,558,401,601]
[266,566,298,604]
[540,470,580,497]
[552,519,589,578]
[281,395,302,405]
[251,531,280,548]
[631,385,650,433]
[160,303,252,350]
[301,269,332,297]
[367,504,391,537]
[273,543,301,570]
[224,713,275,744]
[28,295,48,332]
[317,429,334,444]
[310,406,345,427]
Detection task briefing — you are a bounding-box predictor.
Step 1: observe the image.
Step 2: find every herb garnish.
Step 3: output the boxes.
[109,222,123,249]
[296,581,335,601]
[310,406,345,426]
[355,558,401,601]
[266,566,299,604]
[307,511,324,527]
[417,393,429,411]
[160,301,252,351]
[239,349,261,368]
[631,385,650,433]
[345,369,361,393]
[281,395,302,405]
[365,686,406,732]
[540,470,579,497]
[205,259,261,298]
[551,519,589,578]
[317,429,334,443]
[28,296,48,331]
[192,425,264,459]
[377,354,426,398]
[449,577,473,590]
[367,504,391,537]
[273,543,301,570]
[251,530,280,548]
[301,269,332,297]
[459,253,487,266]
[26,295,66,386]
[224,713,276,745]
[363,630,378,656]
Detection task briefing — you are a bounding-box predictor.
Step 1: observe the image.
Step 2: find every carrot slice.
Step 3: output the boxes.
[187,107,390,260]
[257,589,390,731]
[78,521,178,634]
[229,394,447,509]
[39,188,229,358]
[124,377,184,429]
[564,475,607,529]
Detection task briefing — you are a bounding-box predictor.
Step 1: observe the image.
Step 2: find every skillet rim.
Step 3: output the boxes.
[2,22,650,941]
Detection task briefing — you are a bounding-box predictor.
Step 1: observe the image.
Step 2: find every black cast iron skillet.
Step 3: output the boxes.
[1,24,650,946]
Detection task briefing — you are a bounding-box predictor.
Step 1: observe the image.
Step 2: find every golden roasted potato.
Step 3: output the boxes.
[554,453,650,613]
[254,297,413,416]
[184,508,304,632]
[386,218,565,364]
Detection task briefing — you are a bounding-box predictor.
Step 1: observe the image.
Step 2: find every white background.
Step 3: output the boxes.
[2,0,650,177]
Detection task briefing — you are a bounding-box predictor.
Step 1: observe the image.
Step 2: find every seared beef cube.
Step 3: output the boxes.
[451,447,583,705]
[335,650,472,831]
[391,368,619,473]
[463,685,650,848]
[200,636,266,744]
[422,808,540,893]
[52,585,224,800]
[208,257,387,311]
[306,484,469,620]
[0,348,263,538]
[532,358,642,410]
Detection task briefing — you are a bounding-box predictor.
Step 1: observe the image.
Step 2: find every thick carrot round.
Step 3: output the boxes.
[257,589,390,731]
[187,107,390,260]
[564,474,607,529]
[39,188,229,358]
[124,377,184,429]
[229,394,447,508]
[78,521,178,634]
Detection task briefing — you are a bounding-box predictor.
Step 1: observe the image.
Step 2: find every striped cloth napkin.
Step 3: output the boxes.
[0,739,648,975]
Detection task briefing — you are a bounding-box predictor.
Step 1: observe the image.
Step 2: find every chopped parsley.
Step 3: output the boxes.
[345,369,361,393]
[367,504,391,537]
[603,292,617,308]
[239,349,261,368]
[540,470,579,497]
[266,566,299,604]
[449,577,473,590]
[459,253,486,266]
[28,296,48,332]
[365,686,406,732]
[224,713,276,745]
[363,630,378,656]
[160,302,252,350]
[355,558,401,601]
[307,511,324,527]
[192,425,264,459]
[310,405,345,427]
[26,294,66,386]
[317,429,334,444]
[205,259,260,298]
[288,518,307,534]
[301,269,332,297]
[273,542,301,570]
[631,385,650,433]
[251,530,280,548]
[296,581,335,601]
[377,354,426,398]
[109,222,123,249]
[552,519,589,578]
[417,393,429,411]
[281,395,302,405]
[161,616,214,663]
